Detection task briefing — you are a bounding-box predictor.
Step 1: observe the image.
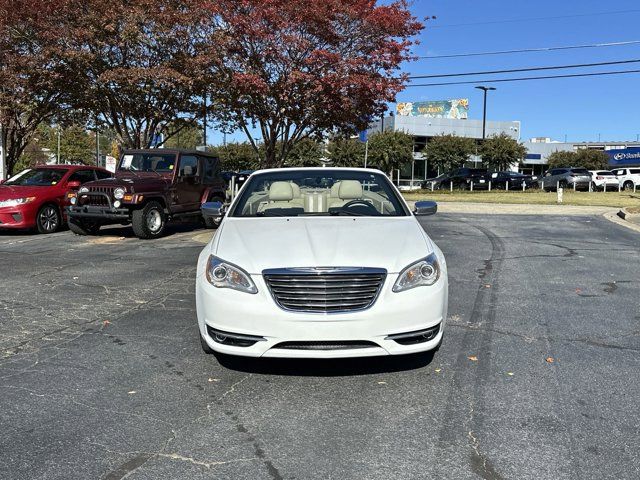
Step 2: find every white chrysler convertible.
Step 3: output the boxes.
[196,168,447,359]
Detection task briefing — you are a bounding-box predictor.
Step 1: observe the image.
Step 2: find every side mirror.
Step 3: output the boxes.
[0,179,5,185]
[413,200,437,216]
[201,201,225,219]
[67,180,82,190]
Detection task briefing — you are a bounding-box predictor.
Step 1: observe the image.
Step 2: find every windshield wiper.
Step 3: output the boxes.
[255,211,290,217]
[329,210,367,216]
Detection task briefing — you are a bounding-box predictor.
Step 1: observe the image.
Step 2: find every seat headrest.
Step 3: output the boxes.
[339,180,363,200]
[290,182,301,198]
[269,182,294,201]
[330,181,342,197]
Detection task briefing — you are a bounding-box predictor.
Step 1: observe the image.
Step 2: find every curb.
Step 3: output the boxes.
[605,209,640,234]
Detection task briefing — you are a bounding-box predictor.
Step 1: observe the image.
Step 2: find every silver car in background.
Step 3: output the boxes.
[541,167,592,191]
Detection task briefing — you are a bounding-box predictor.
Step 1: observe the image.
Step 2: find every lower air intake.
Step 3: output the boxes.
[272,341,378,350]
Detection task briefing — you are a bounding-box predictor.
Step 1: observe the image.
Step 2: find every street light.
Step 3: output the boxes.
[475,86,496,140]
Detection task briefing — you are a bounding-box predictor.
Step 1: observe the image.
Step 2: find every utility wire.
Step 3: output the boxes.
[428,9,640,28]
[408,59,640,79]
[418,40,640,59]
[406,69,640,87]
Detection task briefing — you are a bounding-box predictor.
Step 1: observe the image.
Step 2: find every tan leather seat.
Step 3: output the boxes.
[328,180,363,209]
[258,182,304,212]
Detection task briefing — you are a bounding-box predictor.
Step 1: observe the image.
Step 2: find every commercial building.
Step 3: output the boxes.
[366,101,640,185]
[366,105,521,185]
[523,140,640,175]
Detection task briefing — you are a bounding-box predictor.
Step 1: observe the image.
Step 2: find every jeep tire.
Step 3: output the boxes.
[68,217,101,236]
[132,201,166,239]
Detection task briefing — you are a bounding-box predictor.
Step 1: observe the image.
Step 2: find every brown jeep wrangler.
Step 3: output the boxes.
[67,149,226,239]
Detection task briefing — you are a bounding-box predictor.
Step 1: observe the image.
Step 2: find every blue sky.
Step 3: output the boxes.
[207,0,640,145]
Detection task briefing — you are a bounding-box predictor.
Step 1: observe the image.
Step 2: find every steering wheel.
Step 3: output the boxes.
[341,199,379,215]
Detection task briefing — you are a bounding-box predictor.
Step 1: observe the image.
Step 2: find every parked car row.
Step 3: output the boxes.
[421,168,539,191]
[0,149,228,237]
[420,167,640,192]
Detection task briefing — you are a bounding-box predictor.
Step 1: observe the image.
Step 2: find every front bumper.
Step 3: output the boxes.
[196,272,448,358]
[67,205,130,222]
[0,205,36,230]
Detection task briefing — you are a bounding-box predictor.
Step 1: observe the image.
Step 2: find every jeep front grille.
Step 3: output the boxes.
[83,187,115,206]
[263,267,386,313]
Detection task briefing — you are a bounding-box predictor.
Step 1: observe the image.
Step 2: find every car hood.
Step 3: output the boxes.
[83,173,172,192]
[213,216,433,274]
[0,184,50,199]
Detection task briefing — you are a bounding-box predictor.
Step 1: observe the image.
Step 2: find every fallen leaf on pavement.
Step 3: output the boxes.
[506,372,514,376]
[377,381,387,385]
[546,357,554,363]
[435,368,442,373]
[102,320,111,326]
[128,390,136,394]
[468,355,478,362]
[208,378,220,383]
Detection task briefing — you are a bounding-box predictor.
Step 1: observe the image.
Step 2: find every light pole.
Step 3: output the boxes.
[475,86,496,140]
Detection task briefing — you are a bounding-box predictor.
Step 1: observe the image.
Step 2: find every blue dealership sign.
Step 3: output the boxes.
[606,147,640,166]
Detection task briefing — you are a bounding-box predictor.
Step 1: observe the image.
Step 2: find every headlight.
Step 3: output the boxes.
[113,187,126,199]
[206,255,257,294]
[0,197,36,208]
[393,253,441,292]
[79,186,89,194]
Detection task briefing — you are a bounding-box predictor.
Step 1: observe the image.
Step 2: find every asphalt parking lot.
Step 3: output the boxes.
[1,214,639,480]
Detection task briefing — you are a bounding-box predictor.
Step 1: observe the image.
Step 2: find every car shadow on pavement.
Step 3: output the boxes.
[213,351,437,376]
[96,222,207,239]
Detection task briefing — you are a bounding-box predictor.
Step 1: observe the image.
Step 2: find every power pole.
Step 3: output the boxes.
[57,126,61,164]
[475,86,496,140]
[0,123,6,180]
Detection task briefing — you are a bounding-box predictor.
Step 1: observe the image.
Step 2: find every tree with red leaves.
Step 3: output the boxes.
[56,0,210,150]
[0,0,73,176]
[202,0,423,168]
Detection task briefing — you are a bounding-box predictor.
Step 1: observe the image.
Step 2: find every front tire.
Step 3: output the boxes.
[131,201,166,239]
[36,204,61,234]
[68,217,101,236]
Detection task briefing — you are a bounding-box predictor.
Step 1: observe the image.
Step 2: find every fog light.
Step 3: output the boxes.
[70,197,77,205]
[113,200,121,208]
[214,333,227,343]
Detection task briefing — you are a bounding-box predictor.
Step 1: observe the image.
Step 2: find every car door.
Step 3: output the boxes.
[174,154,202,213]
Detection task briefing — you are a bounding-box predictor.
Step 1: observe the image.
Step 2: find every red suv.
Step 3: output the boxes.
[0,165,112,233]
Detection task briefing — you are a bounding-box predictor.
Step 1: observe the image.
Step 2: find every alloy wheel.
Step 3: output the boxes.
[39,206,59,232]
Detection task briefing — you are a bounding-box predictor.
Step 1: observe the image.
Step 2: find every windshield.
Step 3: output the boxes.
[5,168,68,186]
[230,170,409,217]
[571,168,590,175]
[119,153,176,173]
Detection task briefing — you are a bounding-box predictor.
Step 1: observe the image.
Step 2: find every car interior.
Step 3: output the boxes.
[238,179,401,216]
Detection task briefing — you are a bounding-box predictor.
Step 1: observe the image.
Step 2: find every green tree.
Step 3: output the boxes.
[425,134,476,173]
[547,150,577,169]
[210,142,259,172]
[367,131,414,174]
[327,138,365,167]
[285,138,325,167]
[546,149,609,170]
[163,124,203,150]
[574,150,610,170]
[43,125,95,164]
[479,133,527,171]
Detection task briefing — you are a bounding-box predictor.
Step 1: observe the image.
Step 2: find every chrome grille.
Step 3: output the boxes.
[263,267,386,313]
